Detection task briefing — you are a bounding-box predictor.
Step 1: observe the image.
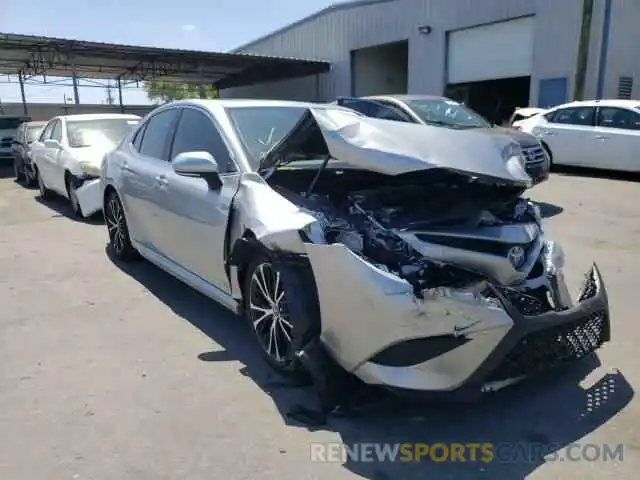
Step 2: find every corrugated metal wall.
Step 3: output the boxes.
[223,0,637,105]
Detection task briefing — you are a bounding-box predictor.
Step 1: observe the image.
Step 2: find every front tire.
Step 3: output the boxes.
[243,254,318,378]
[13,158,25,183]
[105,190,138,261]
[36,167,53,200]
[24,164,36,187]
[67,176,83,218]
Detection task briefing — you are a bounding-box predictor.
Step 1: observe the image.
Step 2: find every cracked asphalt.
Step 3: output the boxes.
[0,165,638,479]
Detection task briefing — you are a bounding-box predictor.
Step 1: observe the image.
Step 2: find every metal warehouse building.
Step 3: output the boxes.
[224,0,639,122]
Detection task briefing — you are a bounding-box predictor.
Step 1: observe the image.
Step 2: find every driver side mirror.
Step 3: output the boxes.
[44,139,59,148]
[172,151,222,190]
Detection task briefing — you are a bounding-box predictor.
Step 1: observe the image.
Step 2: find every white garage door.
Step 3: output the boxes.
[447,16,535,84]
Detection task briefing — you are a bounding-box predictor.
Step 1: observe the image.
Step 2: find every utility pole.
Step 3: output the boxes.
[574,0,594,101]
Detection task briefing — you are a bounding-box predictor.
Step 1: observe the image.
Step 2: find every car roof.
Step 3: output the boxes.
[170,99,321,109]
[57,113,142,121]
[552,99,640,109]
[362,94,448,103]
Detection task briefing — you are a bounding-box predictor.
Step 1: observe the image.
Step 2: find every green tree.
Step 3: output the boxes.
[144,78,218,104]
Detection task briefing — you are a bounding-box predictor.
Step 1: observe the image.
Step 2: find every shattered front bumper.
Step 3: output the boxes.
[304,244,610,398]
[75,178,102,217]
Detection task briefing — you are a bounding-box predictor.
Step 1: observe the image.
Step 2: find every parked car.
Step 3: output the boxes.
[12,120,47,186]
[1,115,30,165]
[31,113,141,218]
[508,107,546,127]
[335,95,550,184]
[513,99,640,172]
[101,99,610,404]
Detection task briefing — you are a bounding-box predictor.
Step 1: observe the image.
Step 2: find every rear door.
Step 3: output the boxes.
[532,106,597,167]
[121,108,181,249]
[593,106,640,172]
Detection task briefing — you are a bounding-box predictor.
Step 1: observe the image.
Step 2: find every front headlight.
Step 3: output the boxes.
[503,143,529,179]
[78,161,102,177]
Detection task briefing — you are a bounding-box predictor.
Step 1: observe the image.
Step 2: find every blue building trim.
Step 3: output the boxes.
[596,0,613,99]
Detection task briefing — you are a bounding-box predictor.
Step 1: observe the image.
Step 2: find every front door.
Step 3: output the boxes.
[151,106,239,293]
[533,106,597,167]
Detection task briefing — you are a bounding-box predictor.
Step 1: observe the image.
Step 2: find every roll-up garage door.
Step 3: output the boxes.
[447,16,535,84]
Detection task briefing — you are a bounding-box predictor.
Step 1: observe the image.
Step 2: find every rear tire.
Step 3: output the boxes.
[243,253,319,379]
[104,190,138,261]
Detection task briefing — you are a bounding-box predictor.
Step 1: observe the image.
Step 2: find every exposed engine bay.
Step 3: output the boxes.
[266,167,540,296]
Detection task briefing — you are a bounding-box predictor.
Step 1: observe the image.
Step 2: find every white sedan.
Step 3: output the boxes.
[31,113,141,218]
[513,99,640,172]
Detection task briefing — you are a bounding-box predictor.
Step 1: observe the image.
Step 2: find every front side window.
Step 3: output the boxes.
[597,107,640,130]
[136,111,178,160]
[50,121,62,142]
[170,108,235,173]
[66,118,140,149]
[546,107,595,126]
[404,98,491,129]
[39,121,55,142]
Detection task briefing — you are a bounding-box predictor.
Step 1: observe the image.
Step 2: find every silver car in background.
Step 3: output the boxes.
[101,99,610,404]
[11,120,47,186]
[31,113,140,218]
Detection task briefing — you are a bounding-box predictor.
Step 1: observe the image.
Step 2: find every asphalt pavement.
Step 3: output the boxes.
[0,166,638,479]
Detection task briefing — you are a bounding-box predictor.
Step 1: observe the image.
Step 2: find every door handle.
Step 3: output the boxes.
[542,131,557,136]
[593,135,608,140]
[155,175,168,186]
[122,162,137,174]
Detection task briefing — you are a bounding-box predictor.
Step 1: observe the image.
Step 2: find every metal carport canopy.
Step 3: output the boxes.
[0,32,331,90]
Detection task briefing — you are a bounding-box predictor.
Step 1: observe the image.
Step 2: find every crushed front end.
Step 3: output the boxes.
[265,169,611,398]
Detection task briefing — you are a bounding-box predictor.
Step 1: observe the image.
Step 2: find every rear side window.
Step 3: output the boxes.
[138,109,180,160]
[596,107,640,130]
[545,107,595,126]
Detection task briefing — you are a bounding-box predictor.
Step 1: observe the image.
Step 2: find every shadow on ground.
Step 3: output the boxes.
[553,165,640,183]
[107,247,633,480]
[535,201,564,219]
[35,194,104,223]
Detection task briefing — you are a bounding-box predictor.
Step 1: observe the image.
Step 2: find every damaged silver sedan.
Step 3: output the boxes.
[100,99,610,401]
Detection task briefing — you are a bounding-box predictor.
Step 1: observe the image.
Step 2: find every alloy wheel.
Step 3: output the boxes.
[248,262,294,364]
[106,196,126,257]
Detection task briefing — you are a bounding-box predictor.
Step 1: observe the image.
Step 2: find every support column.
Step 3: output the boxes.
[18,72,28,116]
[70,55,80,104]
[117,77,124,113]
[574,0,594,101]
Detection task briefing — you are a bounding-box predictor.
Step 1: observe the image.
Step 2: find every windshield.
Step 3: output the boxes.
[66,118,140,148]
[0,118,23,131]
[226,106,329,170]
[405,98,491,129]
[26,126,43,143]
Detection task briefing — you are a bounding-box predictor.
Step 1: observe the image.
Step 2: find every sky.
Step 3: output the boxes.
[0,0,337,105]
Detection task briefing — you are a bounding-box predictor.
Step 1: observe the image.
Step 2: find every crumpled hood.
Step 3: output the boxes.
[472,126,541,148]
[277,108,532,186]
